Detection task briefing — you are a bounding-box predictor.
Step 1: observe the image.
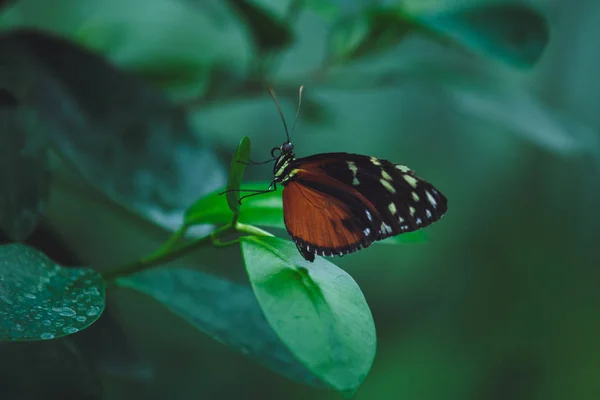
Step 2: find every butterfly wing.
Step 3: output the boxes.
[282,153,447,261]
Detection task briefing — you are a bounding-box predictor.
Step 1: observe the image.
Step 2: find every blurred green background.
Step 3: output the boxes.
[1,0,600,399]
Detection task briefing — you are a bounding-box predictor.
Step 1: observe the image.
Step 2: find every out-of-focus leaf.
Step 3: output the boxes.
[186,182,428,243]
[418,3,549,67]
[329,3,548,67]
[330,8,416,61]
[74,309,152,381]
[0,89,49,239]
[240,236,376,395]
[0,0,16,12]
[301,96,333,125]
[0,30,225,231]
[0,88,18,107]
[0,244,105,342]
[303,0,340,20]
[446,81,598,155]
[0,337,102,399]
[225,136,251,214]
[116,267,324,387]
[226,0,293,52]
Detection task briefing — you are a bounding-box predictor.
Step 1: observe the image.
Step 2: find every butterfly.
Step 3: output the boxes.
[236,87,448,262]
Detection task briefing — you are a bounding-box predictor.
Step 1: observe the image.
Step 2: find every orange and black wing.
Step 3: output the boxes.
[282,153,447,261]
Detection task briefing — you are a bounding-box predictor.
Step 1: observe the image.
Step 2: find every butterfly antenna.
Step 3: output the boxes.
[268,87,291,142]
[290,85,304,137]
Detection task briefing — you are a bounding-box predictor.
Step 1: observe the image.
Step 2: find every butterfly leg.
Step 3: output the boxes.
[237,181,278,204]
[238,158,276,165]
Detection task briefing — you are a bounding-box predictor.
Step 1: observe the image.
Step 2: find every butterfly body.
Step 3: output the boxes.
[271,142,448,262]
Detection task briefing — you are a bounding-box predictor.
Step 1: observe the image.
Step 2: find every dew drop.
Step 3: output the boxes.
[40,332,54,340]
[86,306,100,317]
[42,320,51,327]
[52,307,76,317]
[62,326,78,334]
[24,293,36,300]
[14,324,23,332]
[75,316,87,323]
[83,287,99,296]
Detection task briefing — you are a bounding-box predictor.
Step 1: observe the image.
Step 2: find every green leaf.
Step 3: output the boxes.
[2,30,225,226]
[240,236,376,394]
[226,0,293,52]
[0,65,49,240]
[0,0,17,12]
[186,181,280,227]
[0,107,49,240]
[329,3,548,68]
[116,267,325,387]
[0,244,105,342]
[186,181,428,244]
[225,136,252,214]
[330,8,416,61]
[418,3,549,68]
[303,0,340,21]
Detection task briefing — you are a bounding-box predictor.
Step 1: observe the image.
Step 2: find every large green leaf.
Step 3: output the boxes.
[116,267,324,387]
[329,3,548,68]
[417,3,549,67]
[0,244,105,342]
[0,70,49,240]
[240,236,376,395]
[186,182,428,243]
[330,8,416,61]
[0,30,225,227]
[185,181,282,228]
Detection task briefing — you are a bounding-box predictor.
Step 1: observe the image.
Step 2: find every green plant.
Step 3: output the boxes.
[0,0,557,397]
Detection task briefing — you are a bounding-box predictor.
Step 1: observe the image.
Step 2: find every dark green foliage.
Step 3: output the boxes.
[1,1,586,399]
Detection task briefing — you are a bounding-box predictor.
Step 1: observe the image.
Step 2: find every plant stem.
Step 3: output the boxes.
[101,221,274,281]
[236,222,274,237]
[102,223,235,281]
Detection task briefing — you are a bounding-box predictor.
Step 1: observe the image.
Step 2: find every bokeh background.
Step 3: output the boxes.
[1,0,599,399]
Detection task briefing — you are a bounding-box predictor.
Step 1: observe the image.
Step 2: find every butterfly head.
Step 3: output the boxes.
[270,141,294,158]
[281,141,294,154]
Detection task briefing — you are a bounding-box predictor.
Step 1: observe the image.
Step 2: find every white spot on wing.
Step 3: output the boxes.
[388,202,397,215]
[347,161,360,186]
[380,223,393,234]
[426,191,437,208]
[409,206,416,216]
[370,157,381,166]
[365,210,372,221]
[363,228,371,236]
[412,192,420,202]
[381,170,392,181]
[380,179,396,193]
[395,165,411,173]
[404,175,418,188]
[426,209,432,218]
[416,218,422,225]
